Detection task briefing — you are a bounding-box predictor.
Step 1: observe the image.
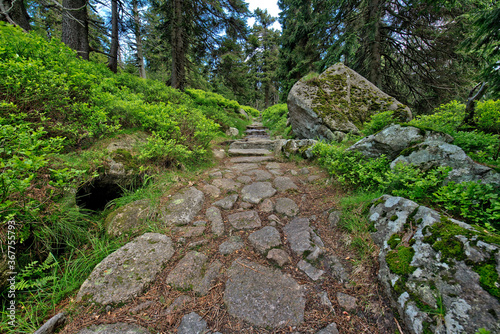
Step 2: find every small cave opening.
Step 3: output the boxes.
[76,177,128,211]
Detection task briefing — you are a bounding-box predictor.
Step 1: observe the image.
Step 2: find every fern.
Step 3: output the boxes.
[15,253,58,291]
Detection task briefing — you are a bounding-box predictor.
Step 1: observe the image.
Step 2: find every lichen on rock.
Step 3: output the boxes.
[369,195,500,334]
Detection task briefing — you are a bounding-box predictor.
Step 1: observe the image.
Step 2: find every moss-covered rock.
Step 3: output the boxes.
[287,63,412,140]
[105,199,153,237]
[369,195,500,334]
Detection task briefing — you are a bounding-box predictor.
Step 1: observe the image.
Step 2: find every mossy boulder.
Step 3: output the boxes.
[392,141,500,185]
[347,124,453,160]
[105,199,153,237]
[288,63,411,140]
[369,195,500,334]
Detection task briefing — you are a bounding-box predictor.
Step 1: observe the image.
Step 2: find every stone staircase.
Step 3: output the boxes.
[228,122,276,157]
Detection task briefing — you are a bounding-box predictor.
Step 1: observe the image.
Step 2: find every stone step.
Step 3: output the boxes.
[246,126,266,132]
[229,139,275,151]
[230,156,276,163]
[228,148,273,156]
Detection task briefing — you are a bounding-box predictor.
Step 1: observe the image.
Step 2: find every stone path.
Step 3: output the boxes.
[59,121,397,334]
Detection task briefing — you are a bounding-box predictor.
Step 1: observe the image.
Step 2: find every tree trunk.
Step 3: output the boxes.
[463,82,487,126]
[0,0,30,31]
[108,0,119,73]
[132,0,146,79]
[62,0,89,60]
[171,0,185,90]
[367,0,382,88]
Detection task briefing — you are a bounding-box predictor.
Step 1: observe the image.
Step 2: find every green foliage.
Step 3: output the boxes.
[382,164,452,202]
[408,100,500,165]
[15,253,58,291]
[262,103,292,138]
[475,329,491,334]
[241,105,260,118]
[434,181,500,230]
[361,110,396,136]
[312,140,500,230]
[312,142,389,190]
[0,24,251,331]
[1,236,123,333]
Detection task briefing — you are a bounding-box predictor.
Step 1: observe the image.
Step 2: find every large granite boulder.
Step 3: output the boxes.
[288,63,411,140]
[369,195,500,334]
[76,233,174,305]
[391,141,500,185]
[347,124,453,160]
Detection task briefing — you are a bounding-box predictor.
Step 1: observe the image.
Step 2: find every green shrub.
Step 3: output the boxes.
[434,181,500,229]
[241,105,260,118]
[262,103,292,138]
[409,100,500,165]
[362,110,396,135]
[312,141,500,230]
[312,142,389,190]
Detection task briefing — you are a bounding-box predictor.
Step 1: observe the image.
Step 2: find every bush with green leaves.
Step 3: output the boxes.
[408,100,500,164]
[262,103,293,138]
[312,141,500,230]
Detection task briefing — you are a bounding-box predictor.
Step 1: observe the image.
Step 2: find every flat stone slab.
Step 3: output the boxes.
[267,249,291,266]
[161,187,205,226]
[269,169,284,176]
[227,211,262,230]
[243,169,273,181]
[316,323,340,334]
[266,162,282,169]
[177,312,207,334]
[212,178,241,191]
[248,226,282,254]
[105,199,151,236]
[206,207,224,236]
[336,292,357,311]
[283,218,324,261]
[76,323,149,334]
[194,260,222,296]
[241,182,277,204]
[275,198,299,217]
[77,233,174,305]
[202,184,221,198]
[298,260,324,281]
[258,198,274,213]
[213,194,238,210]
[274,177,298,192]
[219,236,244,255]
[230,156,275,163]
[166,251,208,292]
[230,163,259,172]
[228,148,273,156]
[224,259,306,327]
[236,175,252,184]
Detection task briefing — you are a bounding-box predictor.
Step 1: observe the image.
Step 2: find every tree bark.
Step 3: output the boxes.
[62,0,89,60]
[0,0,30,31]
[108,0,119,73]
[132,0,146,78]
[463,82,488,126]
[367,0,382,88]
[171,0,185,90]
